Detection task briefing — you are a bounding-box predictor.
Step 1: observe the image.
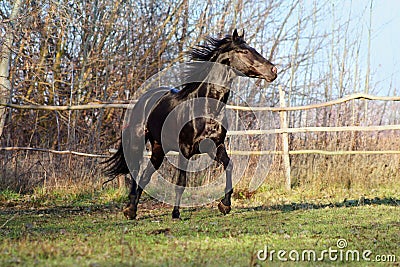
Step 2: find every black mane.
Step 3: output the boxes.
[190,34,245,62]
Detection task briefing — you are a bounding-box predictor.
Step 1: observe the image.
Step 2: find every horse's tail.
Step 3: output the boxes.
[103,142,130,177]
[103,118,148,180]
[103,103,152,180]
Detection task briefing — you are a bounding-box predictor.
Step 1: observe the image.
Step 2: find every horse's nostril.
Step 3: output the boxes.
[271,66,277,74]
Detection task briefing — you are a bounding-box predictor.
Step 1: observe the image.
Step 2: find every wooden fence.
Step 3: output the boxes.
[1,91,400,190]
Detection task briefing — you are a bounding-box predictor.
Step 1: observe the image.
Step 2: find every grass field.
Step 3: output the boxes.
[0,188,399,266]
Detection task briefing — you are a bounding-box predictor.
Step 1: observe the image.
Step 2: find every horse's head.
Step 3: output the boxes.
[216,29,277,82]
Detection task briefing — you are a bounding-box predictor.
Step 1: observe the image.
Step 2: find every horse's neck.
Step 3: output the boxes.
[193,63,235,103]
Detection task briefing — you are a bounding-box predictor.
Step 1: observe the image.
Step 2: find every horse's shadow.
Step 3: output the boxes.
[234,196,400,214]
[1,197,398,221]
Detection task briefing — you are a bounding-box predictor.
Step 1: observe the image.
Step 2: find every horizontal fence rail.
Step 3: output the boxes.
[227,124,400,135]
[2,147,400,157]
[1,92,399,153]
[1,93,400,111]
[0,147,108,158]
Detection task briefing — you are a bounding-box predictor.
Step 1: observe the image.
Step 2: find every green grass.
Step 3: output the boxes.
[0,190,399,266]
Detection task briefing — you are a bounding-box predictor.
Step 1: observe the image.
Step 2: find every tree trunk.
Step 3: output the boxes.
[0,0,22,138]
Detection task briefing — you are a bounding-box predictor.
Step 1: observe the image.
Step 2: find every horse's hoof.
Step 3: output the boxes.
[123,206,137,220]
[218,201,231,215]
[172,210,180,219]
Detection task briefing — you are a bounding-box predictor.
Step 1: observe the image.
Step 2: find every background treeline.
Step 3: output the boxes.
[0,0,398,193]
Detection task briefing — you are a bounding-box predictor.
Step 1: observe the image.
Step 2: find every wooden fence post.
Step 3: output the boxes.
[279,86,291,191]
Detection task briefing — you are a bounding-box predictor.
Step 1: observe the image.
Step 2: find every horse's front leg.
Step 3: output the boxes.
[215,144,233,215]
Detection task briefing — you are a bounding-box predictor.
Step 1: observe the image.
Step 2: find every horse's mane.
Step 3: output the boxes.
[190,34,245,62]
[174,33,245,98]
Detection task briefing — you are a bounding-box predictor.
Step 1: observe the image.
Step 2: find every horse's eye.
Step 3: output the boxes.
[237,49,248,54]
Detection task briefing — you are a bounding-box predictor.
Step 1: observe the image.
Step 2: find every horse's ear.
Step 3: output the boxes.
[232,29,239,42]
[240,29,245,39]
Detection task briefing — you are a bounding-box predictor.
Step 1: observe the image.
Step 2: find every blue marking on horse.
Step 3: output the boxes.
[170,88,180,94]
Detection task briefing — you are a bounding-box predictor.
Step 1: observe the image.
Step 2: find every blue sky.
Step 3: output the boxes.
[360,0,400,95]
[269,0,400,97]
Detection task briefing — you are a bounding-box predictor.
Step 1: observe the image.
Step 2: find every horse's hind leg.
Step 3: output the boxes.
[214,144,233,215]
[172,156,188,219]
[123,143,164,220]
[123,168,138,220]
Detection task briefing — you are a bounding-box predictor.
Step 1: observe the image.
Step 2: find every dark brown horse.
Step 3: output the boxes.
[104,29,277,219]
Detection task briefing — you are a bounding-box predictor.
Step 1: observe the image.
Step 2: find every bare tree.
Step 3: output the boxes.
[1,0,397,192]
[0,0,22,137]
